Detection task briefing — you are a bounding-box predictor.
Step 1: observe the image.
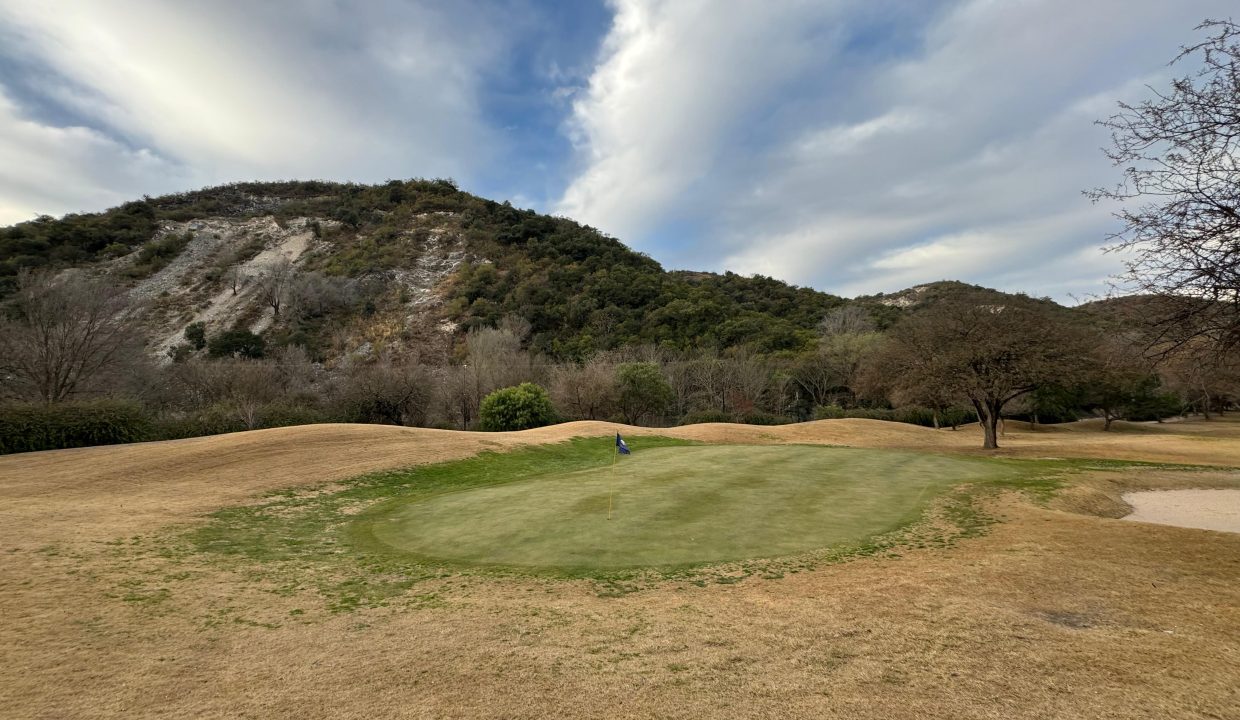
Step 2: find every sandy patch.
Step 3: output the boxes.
[1123,489,1240,534]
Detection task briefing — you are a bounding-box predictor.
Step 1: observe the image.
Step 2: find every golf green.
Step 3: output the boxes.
[356,445,1021,570]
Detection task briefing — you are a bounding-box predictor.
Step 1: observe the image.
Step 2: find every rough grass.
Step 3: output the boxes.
[3,418,1240,719]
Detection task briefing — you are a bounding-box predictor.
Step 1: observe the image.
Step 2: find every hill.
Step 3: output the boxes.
[0,180,852,362]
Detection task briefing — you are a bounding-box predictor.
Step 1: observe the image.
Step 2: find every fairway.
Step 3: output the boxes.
[358,444,1021,569]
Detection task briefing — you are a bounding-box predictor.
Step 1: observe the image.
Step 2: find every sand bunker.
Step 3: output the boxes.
[1122,489,1240,534]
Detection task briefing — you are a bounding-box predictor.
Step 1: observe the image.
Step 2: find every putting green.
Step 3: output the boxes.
[355,445,1022,570]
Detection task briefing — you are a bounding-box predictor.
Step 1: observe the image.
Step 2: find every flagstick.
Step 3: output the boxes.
[608,441,617,521]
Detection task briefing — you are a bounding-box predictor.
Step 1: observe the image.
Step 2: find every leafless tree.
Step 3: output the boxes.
[287,272,355,319]
[662,359,696,419]
[466,321,538,394]
[336,359,433,426]
[724,349,772,416]
[0,270,144,403]
[1089,19,1240,351]
[550,357,616,420]
[1159,339,1240,418]
[438,363,481,429]
[256,257,296,316]
[819,305,876,337]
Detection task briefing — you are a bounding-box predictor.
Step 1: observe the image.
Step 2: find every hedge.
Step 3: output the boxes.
[813,404,978,428]
[0,399,150,454]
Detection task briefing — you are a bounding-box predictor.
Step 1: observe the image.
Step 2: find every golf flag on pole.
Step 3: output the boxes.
[616,433,631,455]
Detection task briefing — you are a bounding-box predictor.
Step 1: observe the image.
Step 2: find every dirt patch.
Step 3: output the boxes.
[1123,489,1240,533]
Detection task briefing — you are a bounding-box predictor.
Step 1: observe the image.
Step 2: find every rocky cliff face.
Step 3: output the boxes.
[109,210,473,364]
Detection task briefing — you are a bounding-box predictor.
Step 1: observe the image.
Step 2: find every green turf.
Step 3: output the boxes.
[353,444,1027,570]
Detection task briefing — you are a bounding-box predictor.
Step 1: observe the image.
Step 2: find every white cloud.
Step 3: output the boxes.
[560,0,1236,299]
[0,89,192,224]
[555,0,859,242]
[0,0,509,220]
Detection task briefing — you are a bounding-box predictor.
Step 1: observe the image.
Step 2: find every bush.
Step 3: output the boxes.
[679,410,736,425]
[478,383,557,432]
[740,412,794,426]
[892,406,937,427]
[814,404,971,426]
[0,399,150,454]
[207,329,266,358]
[149,405,247,440]
[813,404,846,420]
[184,322,207,350]
[256,403,331,429]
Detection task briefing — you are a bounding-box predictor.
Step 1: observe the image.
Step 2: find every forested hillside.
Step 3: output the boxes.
[0,179,842,360]
[1,180,1236,453]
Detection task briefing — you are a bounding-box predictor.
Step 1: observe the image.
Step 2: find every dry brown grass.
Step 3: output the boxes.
[2,417,1239,719]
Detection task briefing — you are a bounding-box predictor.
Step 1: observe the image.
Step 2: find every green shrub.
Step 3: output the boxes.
[0,399,150,454]
[478,383,557,431]
[258,403,331,429]
[184,322,207,350]
[940,406,979,428]
[892,406,937,427]
[123,231,192,278]
[813,404,846,420]
[740,412,794,426]
[207,329,266,358]
[679,410,736,425]
[814,404,978,428]
[149,406,247,440]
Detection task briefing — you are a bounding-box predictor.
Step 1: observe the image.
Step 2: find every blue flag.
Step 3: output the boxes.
[616,433,631,455]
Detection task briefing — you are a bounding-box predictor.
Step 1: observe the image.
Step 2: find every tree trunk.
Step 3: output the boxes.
[973,400,1000,449]
[932,410,940,430]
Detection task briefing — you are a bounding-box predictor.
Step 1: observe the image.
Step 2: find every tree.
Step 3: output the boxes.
[466,318,537,396]
[438,364,482,430]
[0,270,142,403]
[819,305,875,337]
[478,382,556,431]
[549,357,616,420]
[1082,334,1161,430]
[256,257,295,317]
[1089,20,1240,351]
[1158,339,1240,417]
[615,362,673,425]
[878,292,1087,449]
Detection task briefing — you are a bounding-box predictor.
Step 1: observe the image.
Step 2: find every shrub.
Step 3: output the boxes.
[813,404,846,420]
[478,383,557,431]
[184,322,207,350]
[207,329,266,358]
[679,410,736,425]
[123,231,192,278]
[740,412,794,426]
[814,404,956,425]
[893,406,937,427]
[0,399,150,454]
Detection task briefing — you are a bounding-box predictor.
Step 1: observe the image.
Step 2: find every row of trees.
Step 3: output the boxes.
[4,269,1237,452]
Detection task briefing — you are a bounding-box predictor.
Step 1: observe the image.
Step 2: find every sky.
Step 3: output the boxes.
[0,0,1233,300]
